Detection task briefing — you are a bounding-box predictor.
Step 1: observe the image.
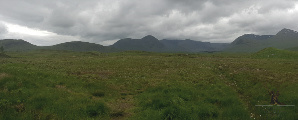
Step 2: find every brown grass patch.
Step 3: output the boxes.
[70,71,114,79]
[14,103,25,112]
[107,95,135,120]
[55,85,72,93]
[0,73,9,79]
[55,85,66,89]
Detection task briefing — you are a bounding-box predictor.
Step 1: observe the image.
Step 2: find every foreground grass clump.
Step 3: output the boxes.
[134,86,217,120]
[0,50,297,119]
[133,83,249,120]
[86,102,109,117]
[0,65,110,119]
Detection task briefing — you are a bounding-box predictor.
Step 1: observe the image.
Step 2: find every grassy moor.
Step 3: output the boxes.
[0,49,297,119]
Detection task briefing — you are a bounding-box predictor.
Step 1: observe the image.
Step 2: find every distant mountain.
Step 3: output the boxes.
[161,39,212,52]
[160,39,228,52]
[225,28,298,52]
[112,35,228,52]
[0,39,117,52]
[231,34,274,45]
[0,38,229,53]
[268,28,298,49]
[0,39,39,51]
[2,28,298,53]
[225,34,274,52]
[111,35,165,52]
[45,41,117,52]
[275,28,298,38]
[209,43,230,51]
[159,40,190,52]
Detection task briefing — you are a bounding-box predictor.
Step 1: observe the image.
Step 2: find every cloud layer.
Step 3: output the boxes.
[0,22,7,35]
[0,0,297,45]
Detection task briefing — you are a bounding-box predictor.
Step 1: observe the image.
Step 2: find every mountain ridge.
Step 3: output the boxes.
[1,28,298,53]
[225,28,298,52]
[0,39,38,51]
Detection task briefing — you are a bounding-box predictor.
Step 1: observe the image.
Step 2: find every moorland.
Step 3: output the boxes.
[0,48,297,119]
[1,28,298,119]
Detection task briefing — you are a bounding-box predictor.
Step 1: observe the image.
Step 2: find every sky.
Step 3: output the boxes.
[0,0,298,46]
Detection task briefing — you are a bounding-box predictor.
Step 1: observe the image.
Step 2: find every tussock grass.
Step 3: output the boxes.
[0,50,297,119]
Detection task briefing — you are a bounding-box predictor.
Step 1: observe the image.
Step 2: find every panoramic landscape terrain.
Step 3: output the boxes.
[1,28,298,119]
[1,0,298,119]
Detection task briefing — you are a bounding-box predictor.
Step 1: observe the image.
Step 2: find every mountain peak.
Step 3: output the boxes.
[231,34,274,45]
[280,28,294,31]
[277,28,298,36]
[141,35,158,41]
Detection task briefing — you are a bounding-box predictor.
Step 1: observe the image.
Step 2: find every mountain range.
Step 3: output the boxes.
[225,28,298,52]
[1,28,298,53]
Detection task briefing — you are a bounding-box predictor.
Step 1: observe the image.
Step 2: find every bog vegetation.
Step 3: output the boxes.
[0,48,297,119]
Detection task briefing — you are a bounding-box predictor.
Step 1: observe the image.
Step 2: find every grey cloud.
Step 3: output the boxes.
[228,2,298,35]
[0,1,49,25]
[0,0,297,45]
[0,22,7,36]
[47,8,76,28]
[257,0,297,13]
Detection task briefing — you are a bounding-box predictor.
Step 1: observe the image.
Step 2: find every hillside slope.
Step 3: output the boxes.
[0,39,39,51]
[112,35,229,52]
[252,47,298,59]
[44,41,117,52]
[225,34,274,52]
[111,35,165,52]
[225,28,298,52]
[269,28,298,49]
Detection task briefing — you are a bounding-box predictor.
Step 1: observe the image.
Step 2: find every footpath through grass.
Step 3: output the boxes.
[0,50,297,119]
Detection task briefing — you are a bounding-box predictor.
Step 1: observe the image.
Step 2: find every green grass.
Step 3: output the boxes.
[0,49,297,119]
[252,47,298,59]
[132,82,249,120]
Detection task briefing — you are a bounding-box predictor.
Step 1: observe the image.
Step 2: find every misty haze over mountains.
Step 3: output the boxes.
[1,28,298,53]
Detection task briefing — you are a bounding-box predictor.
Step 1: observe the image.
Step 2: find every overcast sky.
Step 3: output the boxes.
[0,0,298,46]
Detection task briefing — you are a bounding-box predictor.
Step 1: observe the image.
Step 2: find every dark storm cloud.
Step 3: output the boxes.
[0,1,48,25]
[47,8,76,28]
[0,0,297,45]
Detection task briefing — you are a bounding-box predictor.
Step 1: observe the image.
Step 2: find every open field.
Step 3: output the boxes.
[0,50,297,119]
